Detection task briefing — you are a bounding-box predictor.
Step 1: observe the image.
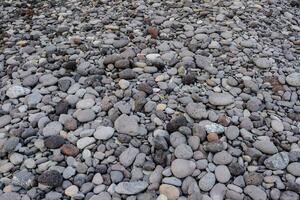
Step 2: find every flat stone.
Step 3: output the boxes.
[209,93,234,106]
[119,146,139,167]
[114,114,139,136]
[115,181,148,195]
[94,126,114,140]
[253,140,278,154]
[0,192,21,200]
[76,98,95,109]
[75,109,96,122]
[77,137,96,149]
[0,115,12,128]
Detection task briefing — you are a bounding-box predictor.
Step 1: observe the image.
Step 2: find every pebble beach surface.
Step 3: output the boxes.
[0,0,300,199]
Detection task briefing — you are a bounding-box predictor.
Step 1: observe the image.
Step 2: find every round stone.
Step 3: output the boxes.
[286,73,300,87]
[159,184,180,200]
[225,126,239,140]
[171,159,196,178]
[287,162,300,176]
[185,102,206,119]
[65,185,79,197]
[174,144,193,159]
[61,144,80,156]
[208,93,234,106]
[94,126,114,140]
[215,165,231,183]
[44,135,65,149]
[213,151,233,165]
[199,172,216,191]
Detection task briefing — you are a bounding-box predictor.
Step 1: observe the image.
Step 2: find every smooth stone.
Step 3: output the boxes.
[253,140,278,154]
[286,73,300,87]
[215,165,231,183]
[75,109,96,122]
[254,57,275,69]
[43,121,63,137]
[174,144,193,159]
[77,137,96,149]
[210,183,227,200]
[213,151,233,165]
[159,184,180,200]
[0,192,21,200]
[115,181,148,195]
[199,172,216,191]
[271,120,284,132]
[287,162,300,176]
[225,126,239,140]
[244,185,267,200]
[119,147,139,167]
[0,115,12,128]
[208,93,234,106]
[171,159,196,178]
[94,126,114,140]
[76,98,95,109]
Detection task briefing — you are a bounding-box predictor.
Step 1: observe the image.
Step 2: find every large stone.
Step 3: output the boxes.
[185,102,207,119]
[253,140,278,154]
[6,85,30,98]
[208,93,234,106]
[43,121,63,137]
[199,172,216,191]
[286,73,300,87]
[94,126,114,140]
[119,147,139,167]
[38,170,63,187]
[244,185,267,200]
[159,184,180,200]
[264,152,289,170]
[171,159,196,178]
[12,170,35,189]
[287,162,300,176]
[77,137,96,149]
[115,181,148,195]
[114,114,139,136]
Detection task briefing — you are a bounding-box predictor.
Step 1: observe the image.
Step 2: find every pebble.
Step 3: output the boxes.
[215,165,231,183]
[287,163,300,176]
[244,185,267,200]
[159,184,180,200]
[253,140,278,154]
[43,121,63,137]
[115,181,148,195]
[199,172,216,191]
[38,170,63,187]
[6,85,30,98]
[77,137,96,149]
[114,114,139,136]
[264,152,289,170]
[208,93,234,106]
[286,73,300,87]
[94,126,114,140]
[171,159,196,178]
[12,170,35,189]
[44,135,65,149]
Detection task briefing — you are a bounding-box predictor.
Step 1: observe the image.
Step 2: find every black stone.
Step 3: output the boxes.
[38,170,63,187]
[166,115,187,133]
[44,135,65,149]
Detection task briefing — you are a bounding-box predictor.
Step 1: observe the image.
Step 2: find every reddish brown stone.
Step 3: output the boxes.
[64,118,77,131]
[61,144,79,156]
[147,27,159,39]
